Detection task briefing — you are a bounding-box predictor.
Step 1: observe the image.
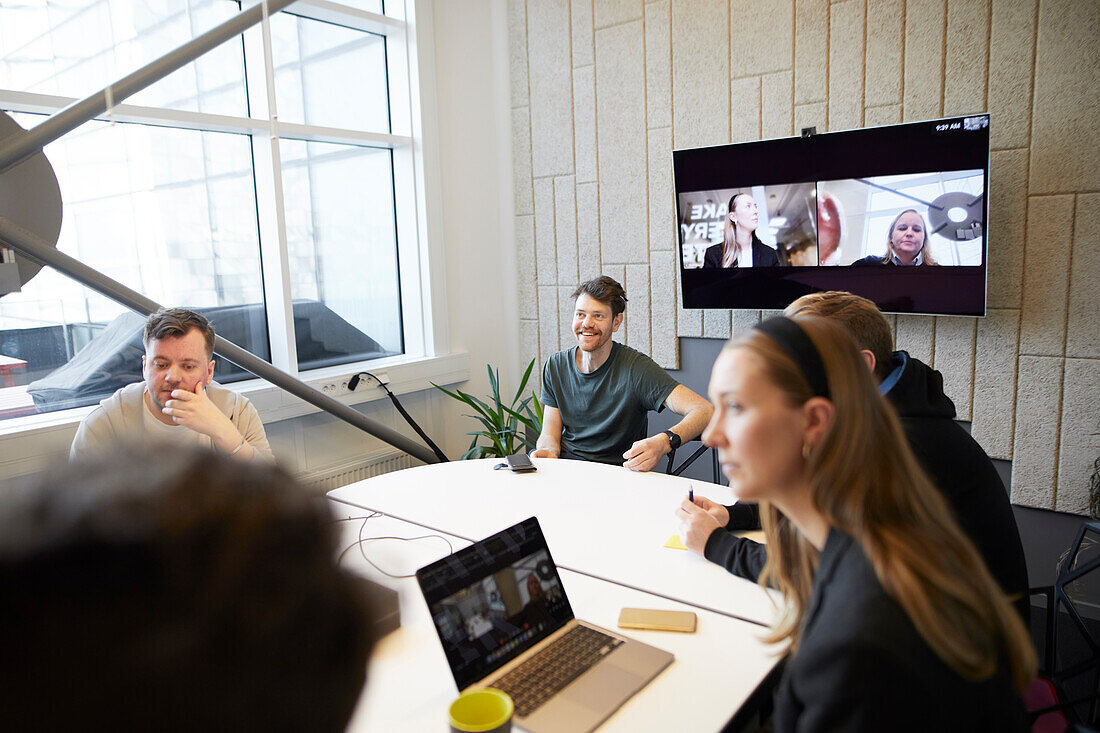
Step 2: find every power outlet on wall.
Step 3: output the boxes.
[317,378,350,396]
[314,373,390,397]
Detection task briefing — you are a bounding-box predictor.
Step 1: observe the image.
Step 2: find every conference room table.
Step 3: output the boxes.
[327,457,780,626]
[331,510,784,733]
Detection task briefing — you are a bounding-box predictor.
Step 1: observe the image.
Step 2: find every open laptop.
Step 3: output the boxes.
[417,517,674,733]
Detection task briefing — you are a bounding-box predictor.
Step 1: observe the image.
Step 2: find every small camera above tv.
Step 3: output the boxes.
[673,114,990,316]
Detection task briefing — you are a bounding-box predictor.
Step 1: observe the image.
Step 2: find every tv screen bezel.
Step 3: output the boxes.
[672,114,990,317]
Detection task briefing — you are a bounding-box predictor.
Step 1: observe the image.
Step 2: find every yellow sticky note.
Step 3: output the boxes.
[664,534,687,550]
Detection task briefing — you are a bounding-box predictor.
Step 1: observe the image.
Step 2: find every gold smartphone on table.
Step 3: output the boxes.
[617,607,697,633]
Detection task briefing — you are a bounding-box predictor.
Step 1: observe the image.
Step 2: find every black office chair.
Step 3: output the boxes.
[664,439,720,483]
[1026,520,1100,729]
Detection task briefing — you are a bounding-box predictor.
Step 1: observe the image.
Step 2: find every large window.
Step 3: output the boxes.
[0,0,414,420]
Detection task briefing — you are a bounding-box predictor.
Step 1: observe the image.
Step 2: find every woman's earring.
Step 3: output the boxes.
[802,441,811,460]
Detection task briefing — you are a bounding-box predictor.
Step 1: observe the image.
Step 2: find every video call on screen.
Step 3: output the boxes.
[418,518,573,690]
[672,115,990,316]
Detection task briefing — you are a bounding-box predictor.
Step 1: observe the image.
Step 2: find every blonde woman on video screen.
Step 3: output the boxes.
[702,192,780,268]
[851,208,939,266]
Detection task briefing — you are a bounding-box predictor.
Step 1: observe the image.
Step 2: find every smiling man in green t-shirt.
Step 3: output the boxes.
[532,276,712,472]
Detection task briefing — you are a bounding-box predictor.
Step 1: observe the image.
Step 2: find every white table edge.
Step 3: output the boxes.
[327,494,772,630]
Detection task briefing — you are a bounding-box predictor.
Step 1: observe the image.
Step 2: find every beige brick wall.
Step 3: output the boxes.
[508,0,1100,512]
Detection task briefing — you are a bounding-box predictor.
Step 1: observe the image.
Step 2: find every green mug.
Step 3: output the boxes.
[449,688,514,733]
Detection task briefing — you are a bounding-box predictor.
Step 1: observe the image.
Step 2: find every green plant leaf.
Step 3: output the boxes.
[505,415,519,455]
[434,382,497,425]
[489,365,510,427]
[460,445,486,460]
[461,390,500,423]
[462,391,501,424]
[461,407,493,424]
[466,416,502,437]
[487,364,500,404]
[502,405,536,433]
[431,381,466,403]
[457,435,484,462]
[512,358,535,407]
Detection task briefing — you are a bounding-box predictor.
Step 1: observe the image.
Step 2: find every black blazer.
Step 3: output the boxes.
[772,530,1028,733]
[702,239,780,268]
[849,253,889,266]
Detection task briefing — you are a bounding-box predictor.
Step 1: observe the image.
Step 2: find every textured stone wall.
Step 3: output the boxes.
[508,0,1099,512]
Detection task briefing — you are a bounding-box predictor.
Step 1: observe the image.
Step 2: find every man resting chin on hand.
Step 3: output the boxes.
[70,308,274,463]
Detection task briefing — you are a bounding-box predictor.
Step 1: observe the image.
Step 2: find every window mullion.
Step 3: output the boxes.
[252,133,297,374]
[384,4,425,358]
[249,7,297,374]
[395,0,446,357]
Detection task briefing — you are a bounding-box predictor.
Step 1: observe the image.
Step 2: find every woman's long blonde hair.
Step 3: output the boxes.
[733,316,1035,690]
[883,208,939,265]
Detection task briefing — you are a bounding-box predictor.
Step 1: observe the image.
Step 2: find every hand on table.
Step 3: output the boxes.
[530,448,558,459]
[690,494,730,527]
[622,434,668,472]
[162,382,242,453]
[675,496,724,556]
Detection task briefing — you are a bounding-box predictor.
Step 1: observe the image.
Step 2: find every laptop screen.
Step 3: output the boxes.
[417,517,574,690]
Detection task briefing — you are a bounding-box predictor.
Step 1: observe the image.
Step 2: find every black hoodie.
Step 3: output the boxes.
[704,351,1031,623]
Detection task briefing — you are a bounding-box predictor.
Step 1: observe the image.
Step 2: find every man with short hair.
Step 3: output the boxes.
[70,307,273,462]
[533,275,712,472]
[678,291,1030,621]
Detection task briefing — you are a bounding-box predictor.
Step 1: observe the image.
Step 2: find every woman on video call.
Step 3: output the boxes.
[851,208,939,266]
[677,316,1034,731]
[702,192,780,268]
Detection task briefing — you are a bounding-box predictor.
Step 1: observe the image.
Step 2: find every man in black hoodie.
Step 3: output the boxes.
[678,291,1031,622]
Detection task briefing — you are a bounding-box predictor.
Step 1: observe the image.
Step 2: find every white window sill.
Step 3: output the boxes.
[0,350,470,441]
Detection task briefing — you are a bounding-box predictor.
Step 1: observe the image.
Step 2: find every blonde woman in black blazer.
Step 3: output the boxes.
[701,192,780,268]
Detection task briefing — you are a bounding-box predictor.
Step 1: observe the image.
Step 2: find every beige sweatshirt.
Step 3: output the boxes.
[69,381,274,463]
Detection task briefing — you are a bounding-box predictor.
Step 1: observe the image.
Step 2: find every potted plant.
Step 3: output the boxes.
[433,359,543,459]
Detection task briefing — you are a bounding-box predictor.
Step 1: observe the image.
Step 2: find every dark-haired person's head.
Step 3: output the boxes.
[784,291,894,381]
[144,307,215,359]
[571,276,627,354]
[572,275,628,318]
[0,444,374,732]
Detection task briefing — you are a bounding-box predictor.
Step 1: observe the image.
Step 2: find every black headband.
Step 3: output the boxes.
[753,316,831,399]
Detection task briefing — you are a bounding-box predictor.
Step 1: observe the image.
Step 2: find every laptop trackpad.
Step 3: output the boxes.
[563,664,645,711]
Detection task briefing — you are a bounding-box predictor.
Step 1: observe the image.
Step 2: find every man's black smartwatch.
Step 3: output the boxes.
[663,430,681,452]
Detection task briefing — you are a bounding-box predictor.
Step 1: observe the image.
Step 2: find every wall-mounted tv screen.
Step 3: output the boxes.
[673,114,990,316]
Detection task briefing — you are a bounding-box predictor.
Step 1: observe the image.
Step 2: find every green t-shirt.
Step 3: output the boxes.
[540,342,679,465]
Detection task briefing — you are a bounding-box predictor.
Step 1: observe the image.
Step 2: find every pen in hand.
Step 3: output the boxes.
[688,486,694,504]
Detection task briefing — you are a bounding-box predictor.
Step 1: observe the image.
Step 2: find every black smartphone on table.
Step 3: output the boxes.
[505,452,537,473]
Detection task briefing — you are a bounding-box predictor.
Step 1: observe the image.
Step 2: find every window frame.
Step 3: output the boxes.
[0,0,464,441]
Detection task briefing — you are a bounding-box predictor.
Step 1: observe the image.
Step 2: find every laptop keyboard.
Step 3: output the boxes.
[493,625,625,718]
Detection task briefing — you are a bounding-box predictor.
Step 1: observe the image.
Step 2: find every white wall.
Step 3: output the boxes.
[507,0,1100,513]
[430,0,522,458]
